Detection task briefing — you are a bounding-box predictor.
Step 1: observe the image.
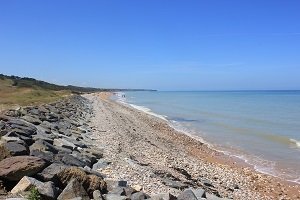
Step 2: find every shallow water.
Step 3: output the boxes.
[115,91,300,183]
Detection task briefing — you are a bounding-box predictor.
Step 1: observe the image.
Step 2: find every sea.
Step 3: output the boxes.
[113,91,300,184]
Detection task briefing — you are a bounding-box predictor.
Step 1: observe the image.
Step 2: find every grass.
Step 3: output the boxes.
[27,187,41,200]
[0,78,71,111]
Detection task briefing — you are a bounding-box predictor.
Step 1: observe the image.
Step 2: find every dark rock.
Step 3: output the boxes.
[37,163,67,183]
[57,167,106,196]
[61,154,88,167]
[53,138,75,150]
[71,151,94,167]
[30,150,54,163]
[0,156,47,181]
[177,189,197,200]
[21,115,42,125]
[131,191,151,200]
[57,178,89,200]
[0,141,29,160]
[29,139,58,154]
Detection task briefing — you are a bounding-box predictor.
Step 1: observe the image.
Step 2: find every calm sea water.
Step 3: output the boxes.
[115,91,300,183]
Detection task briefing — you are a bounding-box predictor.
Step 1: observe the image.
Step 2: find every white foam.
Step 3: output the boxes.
[290,138,300,148]
[129,104,168,121]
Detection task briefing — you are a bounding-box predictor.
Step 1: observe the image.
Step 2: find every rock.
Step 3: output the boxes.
[61,154,88,167]
[30,150,54,163]
[29,140,58,154]
[93,159,111,170]
[206,193,223,200]
[53,138,76,150]
[0,141,29,160]
[21,115,42,125]
[11,176,58,200]
[104,194,128,200]
[84,148,104,159]
[71,151,95,167]
[131,184,142,192]
[93,190,103,200]
[0,156,46,181]
[108,187,125,196]
[150,193,177,200]
[57,178,89,200]
[131,191,150,200]
[162,179,188,190]
[190,188,205,199]
[37,163,67,183]
[177,189,197,200]
[57,167,106,196]
[124,187,137,197]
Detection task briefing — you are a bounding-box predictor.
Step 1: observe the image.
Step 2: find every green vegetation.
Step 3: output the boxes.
[0,73,156,111]
[27,187,41,200]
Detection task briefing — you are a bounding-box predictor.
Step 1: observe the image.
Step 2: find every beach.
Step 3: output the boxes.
[83,92,300,199]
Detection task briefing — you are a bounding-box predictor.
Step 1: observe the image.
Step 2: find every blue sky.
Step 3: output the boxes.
[0,0,299,90]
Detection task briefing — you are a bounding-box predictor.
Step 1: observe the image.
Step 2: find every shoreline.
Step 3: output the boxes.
[114,92,300,185]
[87,92,300,199]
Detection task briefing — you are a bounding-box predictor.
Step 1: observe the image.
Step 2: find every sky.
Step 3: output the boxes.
[0,0,300,90]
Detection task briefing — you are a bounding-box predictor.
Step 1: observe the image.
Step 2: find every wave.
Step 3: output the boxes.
[290,138,300,148]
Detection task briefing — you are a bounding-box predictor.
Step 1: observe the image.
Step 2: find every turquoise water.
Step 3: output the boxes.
[116,91,300,183]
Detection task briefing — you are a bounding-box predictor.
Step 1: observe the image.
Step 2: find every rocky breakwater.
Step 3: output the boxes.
[0,95,229,200]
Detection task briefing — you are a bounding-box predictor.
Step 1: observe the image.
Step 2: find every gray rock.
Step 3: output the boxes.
[0,141,29,160]
[177,189,197,200]
[93,190,103,200]
[21,115,42,125]
[191,188,205,199]
[162,179,188,190]
[93,159,111,170]
[30,139,58,153]
[30,150,54,163]
[53,138,76,150]
[150,193,177,200]
[37,163,67,182]
[131,192,150,200]
[57,178,89,200]
[104,194,128,200]
[206,193,223,200]
[11,176,58,200]
[61,154,88,167]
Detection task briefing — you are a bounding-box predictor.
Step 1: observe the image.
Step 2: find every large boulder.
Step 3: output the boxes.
[11,176,58,200]
[57,178,89,200]
[21,115,42,125]
[37,163,67,183]
[29,140,58,154]
[0,156,47,181]
[53,138,76,150]
[61,154,88,167]
[57,167,107,197]
[0,141,29,160]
